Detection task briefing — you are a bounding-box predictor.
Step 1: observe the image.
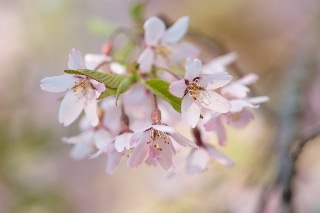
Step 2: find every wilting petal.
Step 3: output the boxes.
[205,145,234,167]
[185,58,202,81]
[138,47,155,72]
[70,143,95,160]
[181,95,201,128]
[115,132,133,152]
[40,74,76,93]
[169,132,198,148]
[169,79,186,98]
[202,52,237,74]
[105,150,122,175]
[152,125,176,133]
[225,109,254,128]
[199,90,230,113]
[162,16,189,44]
[83,89,99,126]
[199,72,232,90]
[127,134,150,168]
[187,148,210,174]
[59,90,83,126]
[68,48,87,70]
[144,17,165,46]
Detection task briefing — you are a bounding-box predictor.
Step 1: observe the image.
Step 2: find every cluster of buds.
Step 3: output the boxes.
[40,16,268,174]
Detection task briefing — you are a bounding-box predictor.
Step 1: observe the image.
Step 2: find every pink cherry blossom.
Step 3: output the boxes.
[138,16,190,72]
[128,124,198,170]
[202,52,238,74]
[169,58,232,127]
[40,48,105,126]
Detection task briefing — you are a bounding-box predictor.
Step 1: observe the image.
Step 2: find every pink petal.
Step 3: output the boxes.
[220,83,250,99]
[202,52,238,74]
[138,47,155,72]
[144,17,165,46]
[171,42,200,62]
[215,118,227,146]
[169,79,186,98]
[59,90,83,126]
[187,149,210,174]
[203,113,221,131]
[127,134,150,168]
[225,109,254,128]
[94,129,112,149]
[83,89,99,126]
[40,74,76,93]
[199,90,230,113]
[205,145,235,167]
[169,132,198,148]
[199,72,232,90]
[70,143,95,160]
[248,96,270,105]
[145,156,158,167]
[230,99,256,113]
[62,131,94,145]
[114,132,133,152]
[237,73,259,85]
[162,16,189,44]
[105,150,122,175]
[68,48,87,70]
[156,138,175,170]
[84,53,111,70]
[181,95,201,128]
[152,125,176,133]
[185,58,202,81]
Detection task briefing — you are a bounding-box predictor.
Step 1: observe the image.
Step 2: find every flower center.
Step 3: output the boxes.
[155,45,172,56]
[146,128,171,152]
[186,78,204,100]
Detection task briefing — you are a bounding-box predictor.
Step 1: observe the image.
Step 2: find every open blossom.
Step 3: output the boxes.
[40,48,105,126]
[138,16,191,72]
[169,58,232,128]
[128,124,198,170]
[203,73,269,145]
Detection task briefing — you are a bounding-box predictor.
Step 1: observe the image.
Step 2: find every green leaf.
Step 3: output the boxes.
[130,2,144,22]
[116,76,135,104]
[98,88,117,100]
[64,69,126,89]
[143,79,182,113]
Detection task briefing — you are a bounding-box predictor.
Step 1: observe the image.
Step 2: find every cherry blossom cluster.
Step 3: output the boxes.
[40,16,268,174]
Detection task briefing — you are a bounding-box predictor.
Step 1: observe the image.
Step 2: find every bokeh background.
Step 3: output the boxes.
[1,0,320,212]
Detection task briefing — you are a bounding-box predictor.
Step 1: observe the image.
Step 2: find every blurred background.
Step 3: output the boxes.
[1,0,320,212]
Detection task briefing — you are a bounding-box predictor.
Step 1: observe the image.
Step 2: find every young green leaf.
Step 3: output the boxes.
[115,76,135,104]
[98,88,117,100]
[143,79,182,113]
[64,69,126,88]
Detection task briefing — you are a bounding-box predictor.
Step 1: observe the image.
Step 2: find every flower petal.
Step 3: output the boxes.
[199,72,232,90]
[169,132,198,148]
[237,73,259,85]
[181,95,201,128]
[230,99,255,113]
[115,132,133,152]
[156,138,176,170]
[169,79,186,98]
[205,145,235,167]
[127,133,150,168]
[94,129,112,149]
[138,47,155,73]
[40,75,76,93]
[84,53,111,70]
[83,89,99,126]
[199,90,230,113]
[59,90,83,126]
[248,96,270,105]
[214,117,227,146]
[105,150,122,175]
[144,17,165,46]
[202,52,237,74]
[68,48,87,70]
[162,16,189,44]
[152,125,176,133]
[187,148,210,174]
[70,143,95,160]
[225,109,254,128]
[185,58,202,81]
